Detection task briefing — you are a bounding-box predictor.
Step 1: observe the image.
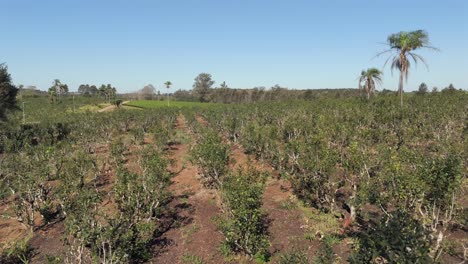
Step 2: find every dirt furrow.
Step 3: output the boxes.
[152,115,224,264]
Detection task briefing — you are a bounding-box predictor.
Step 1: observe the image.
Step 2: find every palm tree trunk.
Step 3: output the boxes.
[398,70,404,107]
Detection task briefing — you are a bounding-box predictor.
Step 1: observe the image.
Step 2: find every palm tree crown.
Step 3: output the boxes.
[358,68,383,99]
[377,30,437,106]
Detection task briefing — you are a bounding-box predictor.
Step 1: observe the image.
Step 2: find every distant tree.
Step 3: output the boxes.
[251,87,265,102]
[442,83,456,92]
[219,81,228,89]
[269,84,288,101]
[0,63,19,120]
[99,84,117,103]
[164,81,172,90]
[49,79,68,101]
[377,30,438,106]
[78,84,99,96]
[78,84,87,94]
[193,73,214,102]
[173,89,196,102]
[417,82,428,95]
[140,84,156,100]
[431,87,438,93]
[164,81,172,106]
[156,90,161,100]
[358,68,383,100]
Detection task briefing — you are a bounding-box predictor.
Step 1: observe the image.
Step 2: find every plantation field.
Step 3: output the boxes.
[125,100,215,109]
[0,92,467,263]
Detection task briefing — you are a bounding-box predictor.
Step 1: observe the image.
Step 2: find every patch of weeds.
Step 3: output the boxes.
[322,234,342,246]
[304,231,317,241]
[219,242,231,257]
[442,239,462,257]
[175,130,191,145]
[279,199,298,210]
[182,224,200,244]
[254,251,270,263]
[0,235,33,264]
[181,253,206,264]
[298,203,340,237]
[312,236,337,264]
[46,255,63,264]
[278,249,309,264]
[179,196,190,205]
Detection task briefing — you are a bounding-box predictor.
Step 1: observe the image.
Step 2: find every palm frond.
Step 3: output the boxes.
[383,53,396,69]
[408,52,429,70]
[374,49,394,59]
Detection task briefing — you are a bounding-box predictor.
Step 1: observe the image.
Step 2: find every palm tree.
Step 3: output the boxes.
[164,81,172,106]
[377,30,437,106]
[358,68,383,100]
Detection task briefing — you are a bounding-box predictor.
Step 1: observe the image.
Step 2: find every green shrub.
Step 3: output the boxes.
[218,167,270,259]
[279,249,309,264]
[349,210,432,264]
[190,128,229,188]
[312,236,337,264]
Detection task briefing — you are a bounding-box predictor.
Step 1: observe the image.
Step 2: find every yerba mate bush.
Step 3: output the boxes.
[190,126,230,188]
[218,167,270,259]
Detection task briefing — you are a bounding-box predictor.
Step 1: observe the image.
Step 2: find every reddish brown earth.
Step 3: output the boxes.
[0,202,28,250]
[152,116,225,263]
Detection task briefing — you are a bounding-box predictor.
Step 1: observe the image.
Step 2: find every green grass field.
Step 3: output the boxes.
[124,100,214,109]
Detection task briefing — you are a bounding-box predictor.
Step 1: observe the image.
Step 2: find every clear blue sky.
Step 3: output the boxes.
[3,0,467,93]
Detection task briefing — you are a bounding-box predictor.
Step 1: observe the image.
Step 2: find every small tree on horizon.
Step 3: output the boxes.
[358,68,383,100]
[193,73,214,102]
[417,82,428,95]
[219,81,228,89]
[164,81,172,106]
[49,79,68,102]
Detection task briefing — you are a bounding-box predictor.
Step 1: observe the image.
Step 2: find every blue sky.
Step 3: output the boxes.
[2,0,467,93]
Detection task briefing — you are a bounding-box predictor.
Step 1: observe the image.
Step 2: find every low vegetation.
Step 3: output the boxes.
[0,57,466,263]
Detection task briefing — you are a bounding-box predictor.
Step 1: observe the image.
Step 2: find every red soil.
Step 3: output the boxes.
[152,116,225,263]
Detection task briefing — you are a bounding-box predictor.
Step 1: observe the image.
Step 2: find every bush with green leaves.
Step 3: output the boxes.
[190,128,229,188]
[349,210,432,264]
[3,150,53,230]
[218,167,270,259]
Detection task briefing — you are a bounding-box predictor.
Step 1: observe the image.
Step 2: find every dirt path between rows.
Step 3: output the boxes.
[98,101,130,112]
[152,115,224,263]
